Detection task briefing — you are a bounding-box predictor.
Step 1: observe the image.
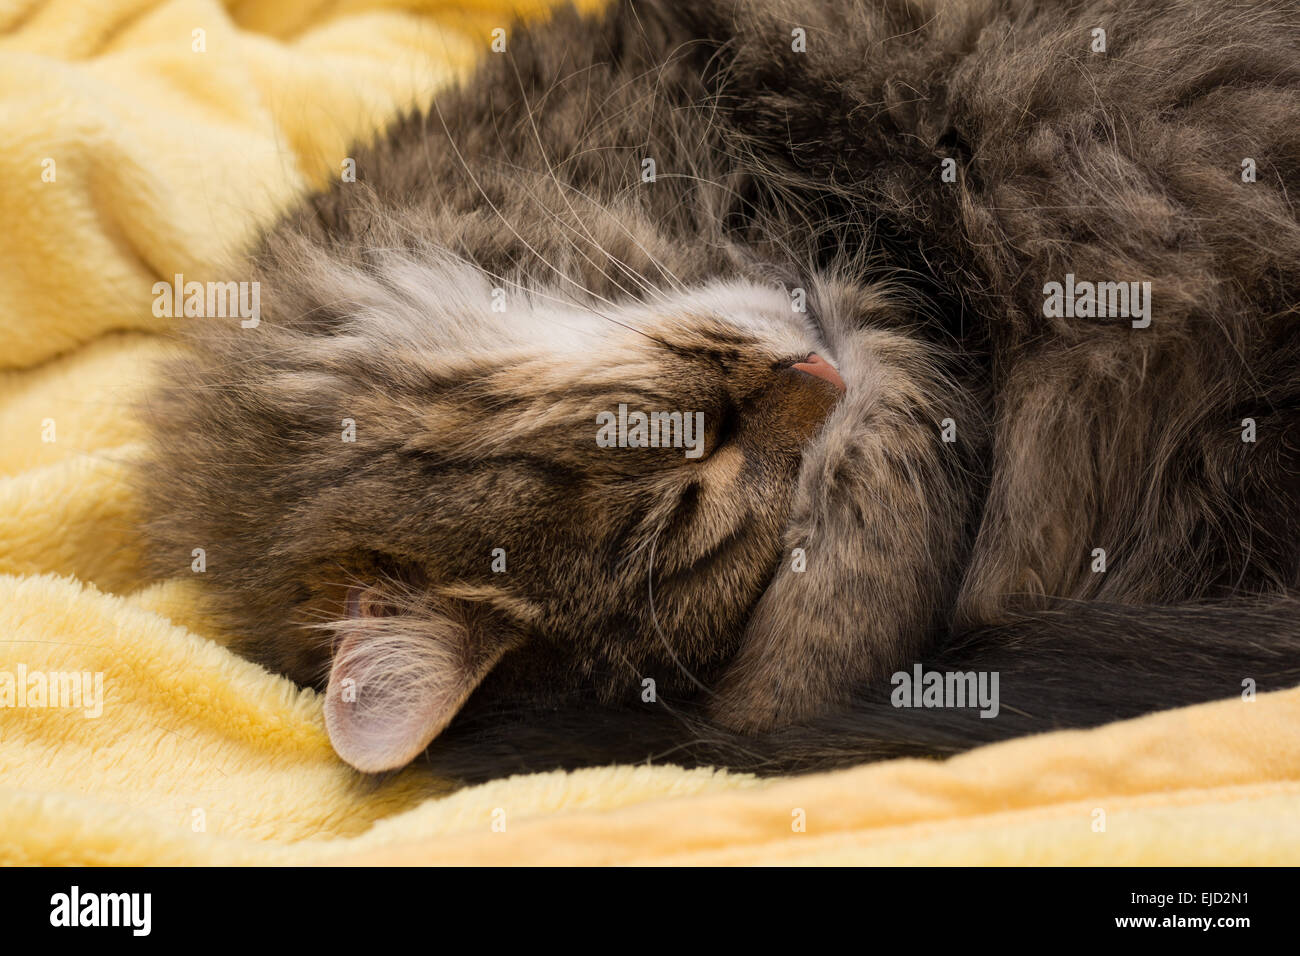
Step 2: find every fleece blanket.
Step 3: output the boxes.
[2,0,1299,867]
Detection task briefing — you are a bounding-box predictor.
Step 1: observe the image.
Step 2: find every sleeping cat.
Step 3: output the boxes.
[139,0,1300,778]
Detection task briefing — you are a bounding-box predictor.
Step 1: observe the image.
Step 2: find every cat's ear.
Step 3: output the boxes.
[323,589,519,773]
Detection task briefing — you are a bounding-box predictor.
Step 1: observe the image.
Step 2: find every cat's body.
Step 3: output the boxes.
[141,0,1300,778]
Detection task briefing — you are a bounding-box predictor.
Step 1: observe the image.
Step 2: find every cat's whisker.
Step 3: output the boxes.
[424,94,620,313]
[504,58,675,307]
[544,174,692,296]
[492,155,665,306]
[645,523,716,699]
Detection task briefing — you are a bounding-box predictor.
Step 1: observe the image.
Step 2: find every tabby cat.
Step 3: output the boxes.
[140,0,1300,778]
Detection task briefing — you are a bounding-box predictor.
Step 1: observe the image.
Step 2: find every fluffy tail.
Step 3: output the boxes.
[424,600,1300,782]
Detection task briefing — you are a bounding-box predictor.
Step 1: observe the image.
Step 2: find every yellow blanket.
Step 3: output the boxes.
[2,0,1298,866]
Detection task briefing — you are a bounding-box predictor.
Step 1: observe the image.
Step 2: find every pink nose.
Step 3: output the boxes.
[792,353,845,392]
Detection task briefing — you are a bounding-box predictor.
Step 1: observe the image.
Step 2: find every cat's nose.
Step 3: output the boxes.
[791,353,845,392]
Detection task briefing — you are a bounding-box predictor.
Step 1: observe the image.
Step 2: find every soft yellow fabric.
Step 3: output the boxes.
[2,0,1297,866]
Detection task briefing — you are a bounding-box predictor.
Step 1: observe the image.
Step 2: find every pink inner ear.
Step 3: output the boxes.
[346,584,399,619]
[345,586,363,619]
[323,606,510,773]
[324,629,448,773]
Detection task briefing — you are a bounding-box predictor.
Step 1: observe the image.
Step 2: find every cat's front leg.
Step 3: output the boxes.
[710,312,982,732]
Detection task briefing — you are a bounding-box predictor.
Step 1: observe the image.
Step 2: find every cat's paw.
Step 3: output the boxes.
[707,636,840,734]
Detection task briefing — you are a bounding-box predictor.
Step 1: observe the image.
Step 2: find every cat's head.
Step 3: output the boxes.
[144,248,881,772]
